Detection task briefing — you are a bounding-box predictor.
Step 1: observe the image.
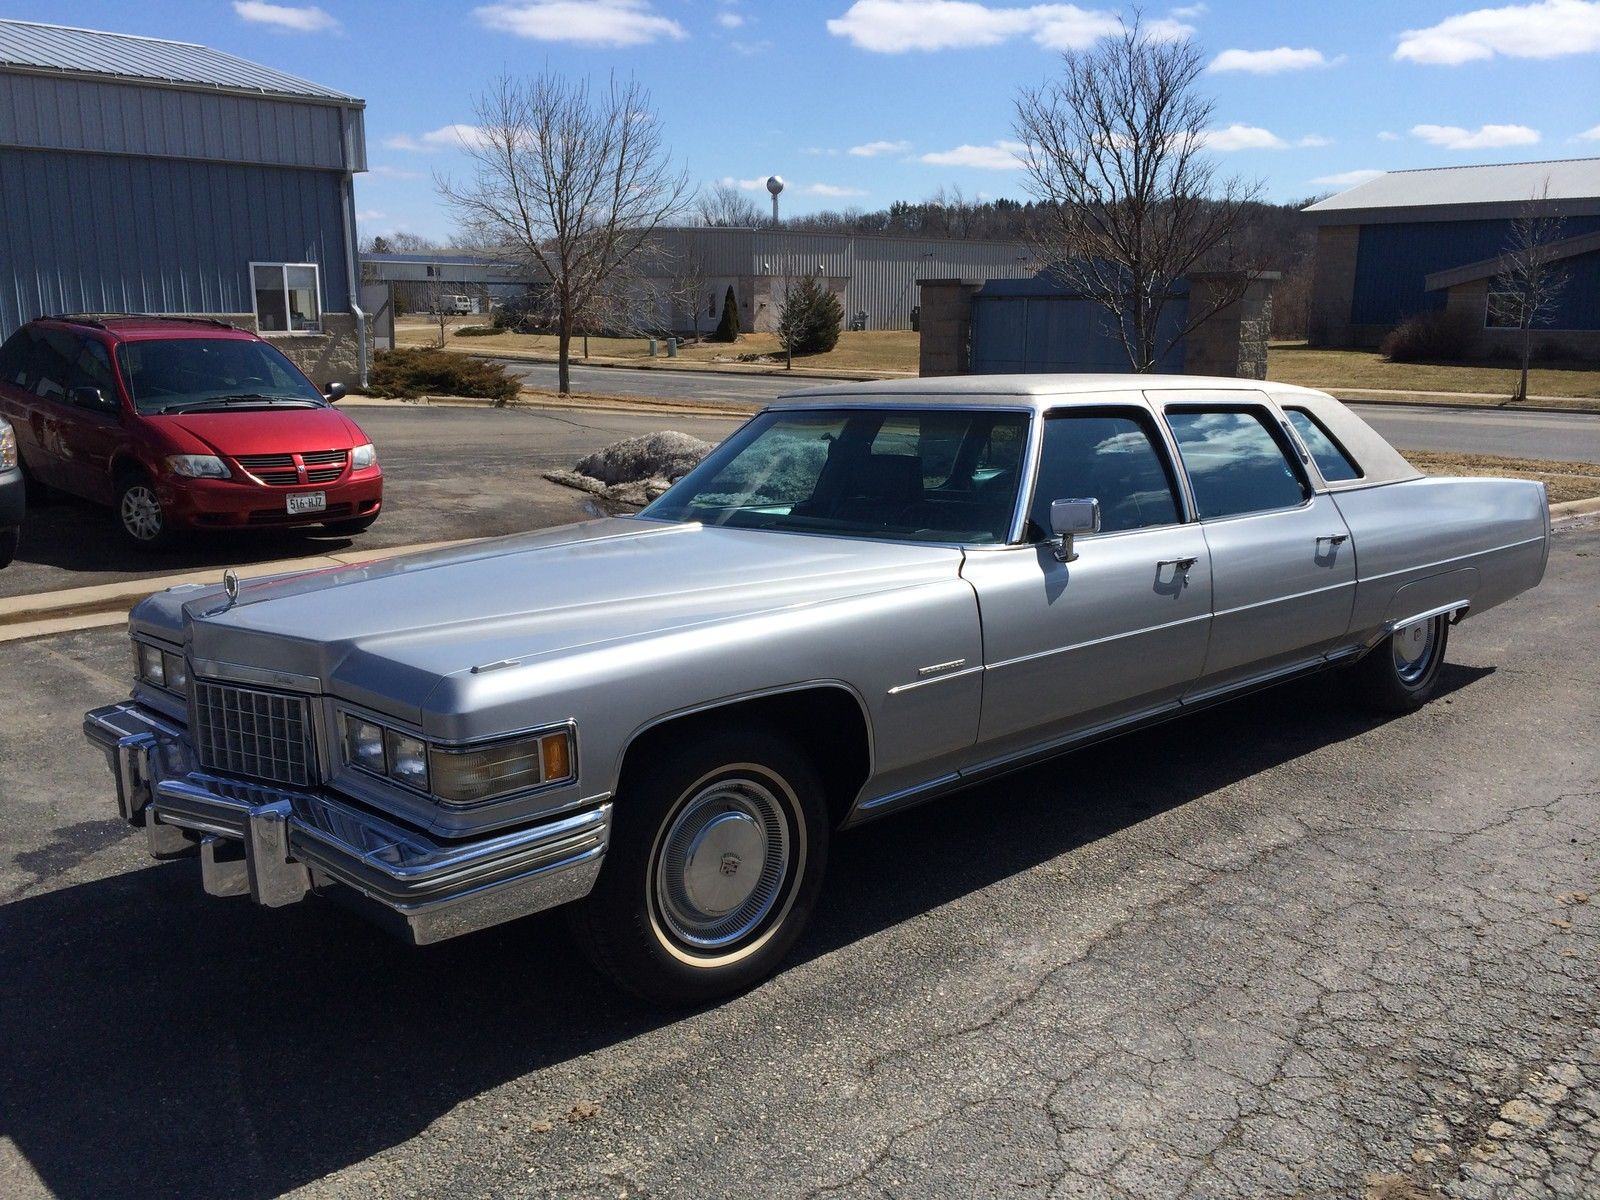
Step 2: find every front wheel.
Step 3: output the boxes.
[1351,613,1450,714]
[116,473,174,550]
[570,728,829,1006]
[0,527,16,569]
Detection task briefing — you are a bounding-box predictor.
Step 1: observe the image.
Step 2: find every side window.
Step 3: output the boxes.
[0,331,29,385]
[1165,408,1310,520]
[1284,408,1362,482]
[27,331,71,401]
[1029,410,1182,535]
[43,331,117,408]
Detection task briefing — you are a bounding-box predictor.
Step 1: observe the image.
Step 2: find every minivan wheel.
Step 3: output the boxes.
[570,727,829,1006]
[116,473,173,550]
[0,527,17,569]
[1352,613,1450,714]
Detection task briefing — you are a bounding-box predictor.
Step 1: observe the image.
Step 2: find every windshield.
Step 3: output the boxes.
[116,338,325,414]
[642,407,1030,544]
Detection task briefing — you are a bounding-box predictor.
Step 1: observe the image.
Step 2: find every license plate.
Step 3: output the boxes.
[286,491,326,515]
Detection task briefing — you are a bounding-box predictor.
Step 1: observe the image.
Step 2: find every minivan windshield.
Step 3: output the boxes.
[641,407,1030,544]
[117,338,326,414]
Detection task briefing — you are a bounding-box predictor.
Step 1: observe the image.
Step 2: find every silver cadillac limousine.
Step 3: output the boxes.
[84,377,1551,1003]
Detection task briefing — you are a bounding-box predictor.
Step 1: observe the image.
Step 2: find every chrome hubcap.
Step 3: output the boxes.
[120,485,162,541]
[1392,617,1439,685]
[654,776,791,951]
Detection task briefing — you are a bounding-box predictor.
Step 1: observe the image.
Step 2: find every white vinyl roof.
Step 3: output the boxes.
[1304,158,1600,222]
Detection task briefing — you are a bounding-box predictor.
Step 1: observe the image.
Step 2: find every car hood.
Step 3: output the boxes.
[150,406,363,457]
[148,518,964,723]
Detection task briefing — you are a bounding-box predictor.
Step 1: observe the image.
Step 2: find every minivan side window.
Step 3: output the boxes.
[1165,407,1310,520]
[1029,409,1182,535]
[0,331,29,385]
[1283,407,1362,482]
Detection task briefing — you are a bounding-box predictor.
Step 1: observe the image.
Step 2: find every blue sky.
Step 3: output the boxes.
[12,0,1600,239]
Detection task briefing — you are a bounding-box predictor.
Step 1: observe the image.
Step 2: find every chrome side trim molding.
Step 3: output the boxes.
[983,611,1213,675]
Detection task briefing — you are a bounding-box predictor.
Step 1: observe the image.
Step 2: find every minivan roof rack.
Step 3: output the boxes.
[45,313,238,331]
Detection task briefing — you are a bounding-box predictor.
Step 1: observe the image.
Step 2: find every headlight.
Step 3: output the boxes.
[351,443,377,470]
[166,454,230,479]
[133,641,189,696]
[340,712,573,804]
[0,421,15,471]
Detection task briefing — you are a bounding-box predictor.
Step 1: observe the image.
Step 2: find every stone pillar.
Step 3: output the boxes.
[916,278,985,376]
[1183,272,1278,380]
[1307,224,1358,347]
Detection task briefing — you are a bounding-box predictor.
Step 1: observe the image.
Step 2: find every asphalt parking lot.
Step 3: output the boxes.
[2,519,1595,1200]
[0,403,740,600]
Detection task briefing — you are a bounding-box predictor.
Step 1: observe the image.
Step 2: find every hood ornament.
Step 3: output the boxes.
[222,569,240,607]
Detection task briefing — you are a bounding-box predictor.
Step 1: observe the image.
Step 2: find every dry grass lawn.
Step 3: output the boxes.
[1269,342,1600,403]
[1404,450,1600,504]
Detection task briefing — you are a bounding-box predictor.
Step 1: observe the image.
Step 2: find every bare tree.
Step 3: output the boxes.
[1014,18,1264,371]
[438,73,689,394]
[1489,191,1568,402]
[695,181,763,228]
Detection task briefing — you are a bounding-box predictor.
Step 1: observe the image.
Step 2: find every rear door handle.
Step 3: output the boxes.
[1318,534,1349,546]
[1158,556,1198,571]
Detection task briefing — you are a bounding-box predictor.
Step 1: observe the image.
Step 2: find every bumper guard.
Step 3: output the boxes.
[83,702,610,944]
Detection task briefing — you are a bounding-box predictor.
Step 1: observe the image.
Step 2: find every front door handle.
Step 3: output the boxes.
[1318,534,1349,546]
[1158,556,1198,571]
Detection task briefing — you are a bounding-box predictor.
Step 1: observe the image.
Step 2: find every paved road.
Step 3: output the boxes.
[500,359,1600,463]
[0,404,740,601]
[3,521,1596,1199]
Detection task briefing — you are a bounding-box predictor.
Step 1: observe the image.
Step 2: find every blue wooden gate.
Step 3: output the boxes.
[970,273,1188,374]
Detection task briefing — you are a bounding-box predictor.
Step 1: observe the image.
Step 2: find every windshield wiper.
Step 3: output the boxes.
[160,394,318,413]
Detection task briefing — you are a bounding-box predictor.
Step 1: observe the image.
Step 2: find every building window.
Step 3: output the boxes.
[252,262,322,334]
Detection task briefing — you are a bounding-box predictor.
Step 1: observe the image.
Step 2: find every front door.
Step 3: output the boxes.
[962,402,1213,763]
[1158,398,1358,698]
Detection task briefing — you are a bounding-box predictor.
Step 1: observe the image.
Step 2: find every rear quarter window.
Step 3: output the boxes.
[1284,408,1363,482]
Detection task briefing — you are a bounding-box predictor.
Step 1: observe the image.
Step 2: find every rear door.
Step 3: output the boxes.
[962,401,1213,761]
[1156,394,1357,699]
[34,329,122,504]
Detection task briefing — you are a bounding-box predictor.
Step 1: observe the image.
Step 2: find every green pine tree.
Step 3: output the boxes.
[711,285,741,343]
[777,276,843,357]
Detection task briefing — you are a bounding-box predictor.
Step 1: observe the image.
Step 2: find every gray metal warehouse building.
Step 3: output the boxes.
[0,19,369,385]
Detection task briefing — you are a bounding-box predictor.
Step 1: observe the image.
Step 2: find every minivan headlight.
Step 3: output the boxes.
[351,443,377,470]
[340,712,573,804]
[166,454,230,479]
[0,421,16,470]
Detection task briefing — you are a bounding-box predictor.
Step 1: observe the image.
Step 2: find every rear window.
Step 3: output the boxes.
[1284,408,1363,482]
[1165,408,1310,520]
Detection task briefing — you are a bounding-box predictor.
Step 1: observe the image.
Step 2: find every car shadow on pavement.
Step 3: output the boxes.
[0,665,1490,1200]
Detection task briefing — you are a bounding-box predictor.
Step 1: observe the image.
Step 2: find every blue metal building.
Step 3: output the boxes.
[1304,158,1600,350]
[0,19,368,382]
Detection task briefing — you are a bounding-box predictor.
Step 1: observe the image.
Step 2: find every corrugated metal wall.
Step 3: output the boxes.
[0,148,350,335]
[0,71,361,170]
[1352,215,1600,327]
[970,276,1187,374]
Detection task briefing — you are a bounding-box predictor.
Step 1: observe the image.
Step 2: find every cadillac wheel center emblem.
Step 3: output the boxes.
[719,853,742,876]
[222,569,240,607]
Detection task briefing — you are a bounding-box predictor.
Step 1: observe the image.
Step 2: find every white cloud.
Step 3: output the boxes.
[720,176,771,191]
[382,134,425,152]
[474,1,687,46]
[1170,2,1207,17]
[1311,168,1385,188]
[356,209,387,221]
[1378,130,1400,141]
[801,147,840,156]
[385,125,490,152]
[827,0,1122,53]
[368,164,424,179]
[1297,134,1333,148]
[848,139,912,157]
[716,10,745,26]
[1395,0,1600,65]
[232,1,339,32]
[806,183,869,196]
[1209,46,1340,73]
[1141,15,1198,42]
[1579,124,1600,140]
[1411,122,1541,149]
[1202,123,1287,151]
[919,140,1027,169]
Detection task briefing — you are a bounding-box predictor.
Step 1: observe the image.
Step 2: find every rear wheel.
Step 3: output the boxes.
[570,727,829,1006]
[116,472,173,550]
[1352,613,1449,713]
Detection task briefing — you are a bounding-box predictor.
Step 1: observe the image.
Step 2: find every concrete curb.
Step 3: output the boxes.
[1551,496,1600,520]
[456,348,901,383]
[0,537,480,644]
[1328,389,1600,418]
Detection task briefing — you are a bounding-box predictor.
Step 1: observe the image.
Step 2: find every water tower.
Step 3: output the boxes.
[766,175,784,226]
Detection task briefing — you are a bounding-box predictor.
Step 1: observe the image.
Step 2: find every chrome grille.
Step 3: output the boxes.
[302,449,347,484]
[237,453,298,485]
[192,681,316,787]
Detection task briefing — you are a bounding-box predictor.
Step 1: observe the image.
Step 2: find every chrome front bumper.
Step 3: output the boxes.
[83,701,610,945]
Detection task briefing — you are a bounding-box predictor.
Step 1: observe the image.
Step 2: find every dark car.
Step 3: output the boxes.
[0,315,382,549]
[0,415,21,567]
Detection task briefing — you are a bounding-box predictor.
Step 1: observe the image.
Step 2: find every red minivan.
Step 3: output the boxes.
[0,315,382,548]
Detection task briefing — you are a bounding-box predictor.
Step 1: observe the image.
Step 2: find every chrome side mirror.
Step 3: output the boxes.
[323,381,347,403]
[1049,497,1100,562]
